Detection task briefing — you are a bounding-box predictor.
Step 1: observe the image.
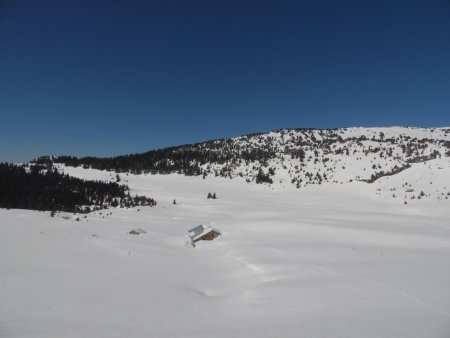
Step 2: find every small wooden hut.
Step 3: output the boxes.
[187,225,221,247]
[128,228,147,235]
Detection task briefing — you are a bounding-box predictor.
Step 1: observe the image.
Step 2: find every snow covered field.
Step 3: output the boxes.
[2,160,450,337]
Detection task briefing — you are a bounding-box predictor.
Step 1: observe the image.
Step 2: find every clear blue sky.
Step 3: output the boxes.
[1,0,449,162]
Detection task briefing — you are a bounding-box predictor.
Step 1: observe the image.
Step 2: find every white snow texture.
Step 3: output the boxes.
[1,127,450,337]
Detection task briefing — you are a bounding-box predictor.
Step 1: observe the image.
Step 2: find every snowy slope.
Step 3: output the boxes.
[2,167,450,337]
[45,127,450,202]
[220,126,450,188]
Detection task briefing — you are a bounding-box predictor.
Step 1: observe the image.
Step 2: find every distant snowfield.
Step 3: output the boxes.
[2,161,450,337]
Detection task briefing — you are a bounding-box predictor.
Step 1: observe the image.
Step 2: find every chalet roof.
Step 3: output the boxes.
[188,225,220,242]
[128,228,147,235]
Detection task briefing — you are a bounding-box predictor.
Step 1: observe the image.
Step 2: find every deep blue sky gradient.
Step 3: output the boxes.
[1,0,450,162]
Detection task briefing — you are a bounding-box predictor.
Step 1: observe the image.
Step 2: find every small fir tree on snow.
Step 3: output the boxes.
[173,199,177,205]
[256,169,273,184]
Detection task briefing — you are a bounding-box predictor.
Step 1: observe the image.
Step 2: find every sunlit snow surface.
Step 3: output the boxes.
[2,159,450,337]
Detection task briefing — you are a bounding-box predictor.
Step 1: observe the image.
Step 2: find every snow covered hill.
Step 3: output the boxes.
[189,126,450,188]
[42,126,450,204]
[2,127,450,337]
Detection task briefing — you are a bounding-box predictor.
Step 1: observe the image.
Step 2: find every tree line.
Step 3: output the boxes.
[0,163,156,213]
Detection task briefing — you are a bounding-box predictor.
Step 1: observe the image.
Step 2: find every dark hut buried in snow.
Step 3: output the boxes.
[128,228,147,235]
[188,225,221,247]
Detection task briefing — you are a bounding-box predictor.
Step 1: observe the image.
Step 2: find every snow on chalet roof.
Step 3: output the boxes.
[188,225,220,242]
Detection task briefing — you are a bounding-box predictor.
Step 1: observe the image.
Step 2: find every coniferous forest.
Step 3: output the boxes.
[0,163,156,213]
